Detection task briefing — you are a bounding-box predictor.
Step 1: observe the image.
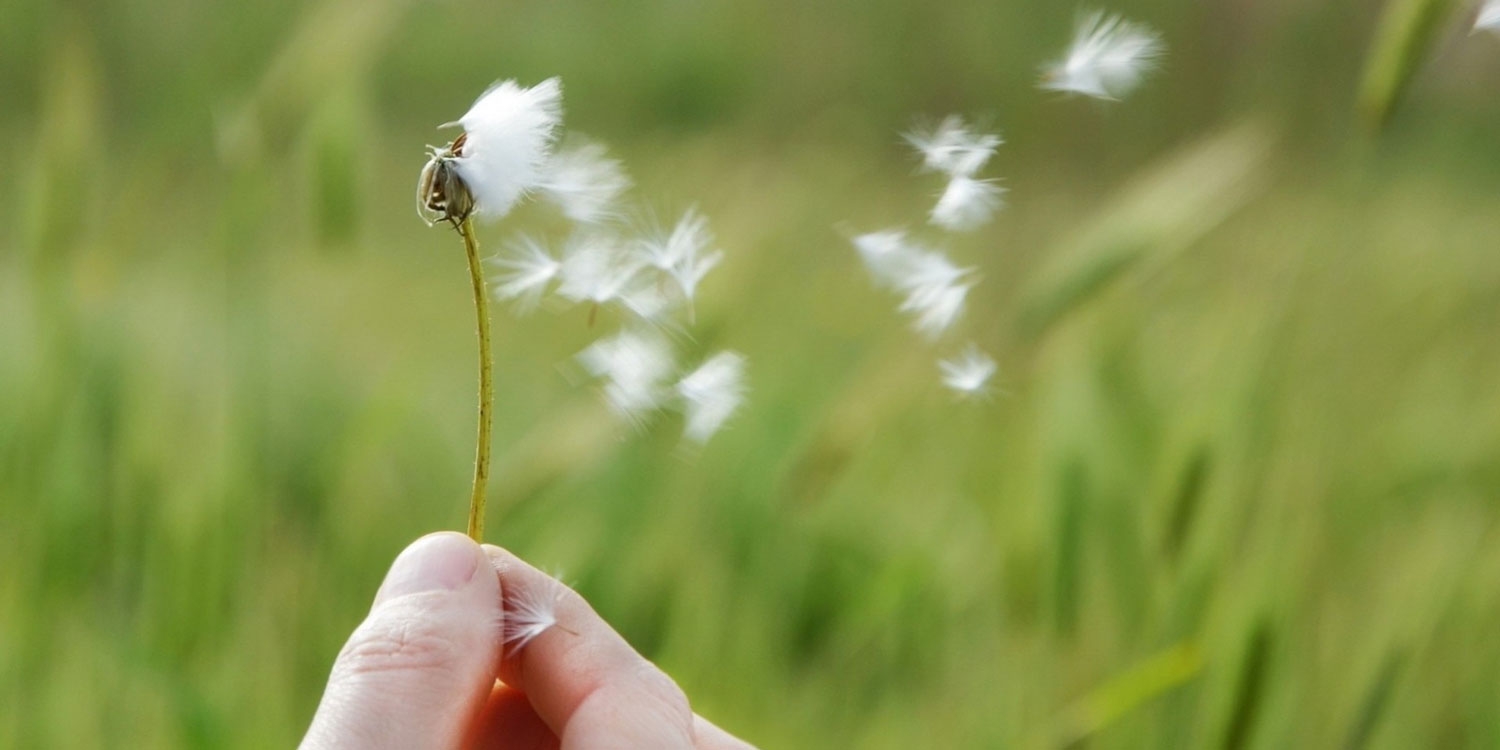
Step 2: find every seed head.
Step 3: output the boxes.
[416,136,476,226]
[417,78,564,226]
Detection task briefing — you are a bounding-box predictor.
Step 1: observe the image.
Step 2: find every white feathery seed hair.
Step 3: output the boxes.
[555,233,648,307]
[488,235,561,312]
[421,76,751,441]
[930,176,1006,233]
[538,139,632,224]
[575,328,677,422]
[614,280,679,324]
[905,116,1003,177]
[503,574,567,654]
[448,78,564,220]
[675,351,748,443]
[1478,0,1500,32]
[852,229,920,289]
[636,208,724,308]
[850,231,976,339]
[901,272,975,340]
[1041,10,1164,101]
[939,344,998,398]
[668,248,723,307]
[520,210,724,325]
[445,86,727,330]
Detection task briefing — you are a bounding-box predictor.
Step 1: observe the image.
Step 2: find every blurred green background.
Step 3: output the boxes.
[5,0,1500,746]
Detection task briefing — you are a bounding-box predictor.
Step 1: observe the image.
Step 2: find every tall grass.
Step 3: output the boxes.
[4,0,1500,747]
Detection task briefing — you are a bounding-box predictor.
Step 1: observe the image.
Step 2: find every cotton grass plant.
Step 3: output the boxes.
[412,7,1173,542]
[417,77,747,542]
[416,78,563,542]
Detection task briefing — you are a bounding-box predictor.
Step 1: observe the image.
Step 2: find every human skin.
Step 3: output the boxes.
[301,532,753,750]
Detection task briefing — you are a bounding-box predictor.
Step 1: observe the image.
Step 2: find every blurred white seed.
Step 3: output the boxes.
[905,116,1002,177]
[638,209,706,269]
[850,231,975,338]
[447,78,565,220]
[852,230,921,289]
[503,575,565,654]
[575,328,676,422]
[1478,1,1500,32]
[543,211,726,325]
[556,233,646,306]
[636,208,723,305]
[899,250,976,338]
[1041,10,1164,100]
[488,235,561,312]
[901,273,975,339]
[614,281,679,323]
[902,247,972,292]
[670,250,722,307]
[939,344,998,398]
[675,351,748,443]
[930,176,1006,232]
[539,139,632,224]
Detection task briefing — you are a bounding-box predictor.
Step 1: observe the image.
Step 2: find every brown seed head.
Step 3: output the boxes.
[416,135,476,226]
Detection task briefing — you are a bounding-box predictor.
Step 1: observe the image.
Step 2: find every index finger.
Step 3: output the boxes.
[481,545,696,749]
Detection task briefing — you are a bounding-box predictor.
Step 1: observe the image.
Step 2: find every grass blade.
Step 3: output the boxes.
[1052,456,1088,638]
[1051,642,1205,748]
[1357,0,1462,129]
[1223,621,1274,750]
[1342,650,1405,750]
[1019,123,1273,339]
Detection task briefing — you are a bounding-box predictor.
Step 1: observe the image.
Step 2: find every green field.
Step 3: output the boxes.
[4,0,1500,747]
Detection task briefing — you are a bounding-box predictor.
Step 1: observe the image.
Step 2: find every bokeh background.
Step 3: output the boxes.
[4,0,1500,746]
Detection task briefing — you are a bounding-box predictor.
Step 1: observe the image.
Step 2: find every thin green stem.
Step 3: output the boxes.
[459,216,493,541]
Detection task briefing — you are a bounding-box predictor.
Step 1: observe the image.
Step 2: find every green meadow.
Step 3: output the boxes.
[3,0,1500,746]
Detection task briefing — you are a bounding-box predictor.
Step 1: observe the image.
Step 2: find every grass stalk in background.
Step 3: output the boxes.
[1050,642,1204,747]
[1018,123,1272,339]
[1358,0,1462,129]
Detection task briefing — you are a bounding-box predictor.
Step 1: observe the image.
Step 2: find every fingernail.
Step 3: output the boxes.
[376,532,481,604]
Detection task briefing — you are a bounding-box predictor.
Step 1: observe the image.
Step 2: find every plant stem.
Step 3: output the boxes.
[459,216,493,542]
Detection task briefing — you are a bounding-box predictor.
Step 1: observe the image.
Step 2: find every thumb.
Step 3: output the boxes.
[302,532,502,750]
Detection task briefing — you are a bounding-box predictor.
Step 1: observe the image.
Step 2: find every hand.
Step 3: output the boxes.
[301,532,753,749]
